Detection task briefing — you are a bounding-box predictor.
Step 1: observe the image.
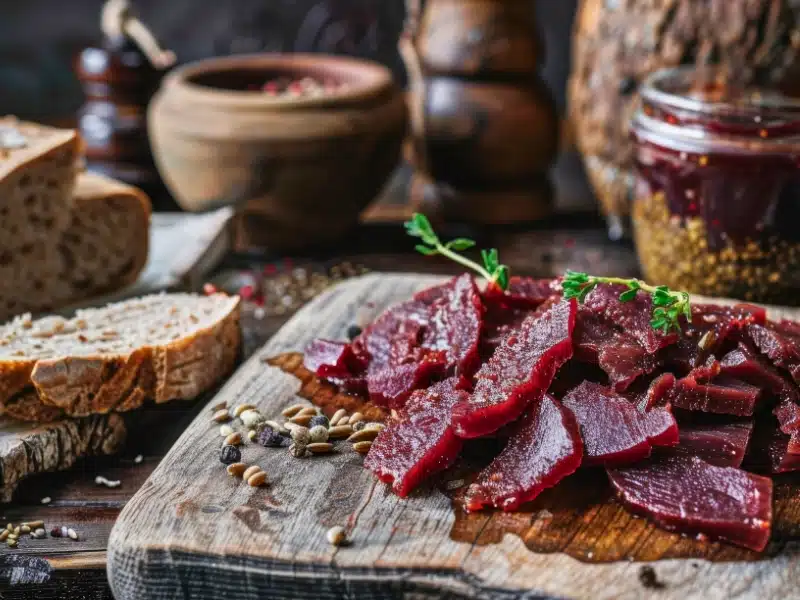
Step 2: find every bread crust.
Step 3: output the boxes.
[0,297,241,421]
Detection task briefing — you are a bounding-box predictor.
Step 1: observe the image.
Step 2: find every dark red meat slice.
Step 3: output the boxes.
[464,394,582,512]
[748,320,800,384]
[675,421,754,468]
[583,284,677,353]
[622,374,680,447]
[573,306,660,391]
[363,377,469,497]
[483,277,559,310]
[720,342,798,403]
[562,381,652,465]
[745,422,800,474]
[670,371,760,416]
[607,454,773,551]
[304,339,367,379]
[453,299,576,439]
[774,398,800,438]
[353,274,483,407]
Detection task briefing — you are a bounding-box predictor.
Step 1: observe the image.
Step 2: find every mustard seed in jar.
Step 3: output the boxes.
[631,66,800,304]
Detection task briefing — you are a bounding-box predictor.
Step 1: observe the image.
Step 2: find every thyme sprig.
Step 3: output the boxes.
[404,213,509,290]
[562,271,691,334]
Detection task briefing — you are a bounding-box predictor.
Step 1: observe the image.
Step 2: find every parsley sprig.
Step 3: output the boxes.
[405,213,509,290]
[562,271,691,334]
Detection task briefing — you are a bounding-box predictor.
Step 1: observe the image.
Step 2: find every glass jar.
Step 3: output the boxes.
[630,66,800,304]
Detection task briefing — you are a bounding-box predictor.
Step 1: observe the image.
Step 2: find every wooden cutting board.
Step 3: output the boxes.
[107,273,800,600]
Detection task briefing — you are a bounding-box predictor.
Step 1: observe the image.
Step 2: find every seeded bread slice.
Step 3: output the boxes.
[0,293,241,421]
[0,171,151,321]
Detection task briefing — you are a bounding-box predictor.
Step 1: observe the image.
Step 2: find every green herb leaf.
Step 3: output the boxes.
[415,244,438,256]
[619,288,638,302]
[446,238,476,251]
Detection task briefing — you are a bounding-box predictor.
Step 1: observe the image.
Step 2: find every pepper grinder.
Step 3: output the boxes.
[74,0,177,209]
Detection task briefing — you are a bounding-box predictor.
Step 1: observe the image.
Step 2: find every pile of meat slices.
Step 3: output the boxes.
[304,273,800,552]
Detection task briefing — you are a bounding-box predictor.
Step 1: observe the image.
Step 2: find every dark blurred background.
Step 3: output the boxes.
[0,0,578,121]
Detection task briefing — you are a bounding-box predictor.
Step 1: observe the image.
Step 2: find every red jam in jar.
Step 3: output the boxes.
[631,66,800,303]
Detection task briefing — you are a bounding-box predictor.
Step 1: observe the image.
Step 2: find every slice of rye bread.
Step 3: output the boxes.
[0,117,80,253]
[0,293,241,421]
[0,171,151,321]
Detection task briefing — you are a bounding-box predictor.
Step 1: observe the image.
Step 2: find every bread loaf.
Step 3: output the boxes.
[0,292,241,421]
[0,168,151,321]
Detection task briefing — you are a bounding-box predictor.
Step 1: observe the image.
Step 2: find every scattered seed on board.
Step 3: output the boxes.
[307,442,334,454]
[289,414,313,427]
[41,497,51,505]
[6,523,13,531]
[349,412,364,425]
[224,432,243,446]
[364,423,385,432]
[347,428,380,443]
[265,420,289,435]
[220,445,241,465]
[337,416,350,426]
[50,527,62,537]
[290,443,307,458]
[353,441,373,455]
[226,463,247,477]
[0,530,8,541]
[352,421,366,432]
[219,424,234,437]
[296,406,318,418]
[7,538,17,548]
[290,426,311,446]
[240,409,265,428]
[258,427,289,448]
[330,409,347,426]
[328,425,353,439]
[210,401,227,413]
[308,415,329,429]
[20,525,30,534]
[248,430,257,442]
[247,471,268,487]
[242,465,263,481]
[95,475,122,488]
[33,528,46,539]
[346,324,362,340]
[233,403,257,418]
[326,526,347,546]
[282,403,306,418]
[67,528,79,541]
[23,520,44,529]
[134,455,143,464]
[12,526,19,535]
[212,409,231,423]
[309,425,329,444]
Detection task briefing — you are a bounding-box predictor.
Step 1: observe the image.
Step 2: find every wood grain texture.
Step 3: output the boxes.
[0,414,126,503]
[108,273,800,600]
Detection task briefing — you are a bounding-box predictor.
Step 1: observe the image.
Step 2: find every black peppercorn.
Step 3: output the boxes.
[257,428,289,448]
[220,444,241,464]
[346,325,362,340]
[619,76,637,96]
[308,414,330,429]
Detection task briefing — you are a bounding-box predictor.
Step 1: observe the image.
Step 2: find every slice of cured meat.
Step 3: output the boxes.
[607,454,773,551]
[304,339,367,379]
[562,381,652,465]
[363,377,469,497]
[464,394,582,512]
[669,365,760,416]
[675,421,754,468]
[745,422,800,474]
[748,320,800,384]
[664,303,766,372]
[573,306,660,391]
[453,299,576,439]
[352,274,483,407]
[482,277,559,310]
[583,284,677,353]
[623,374,680,448]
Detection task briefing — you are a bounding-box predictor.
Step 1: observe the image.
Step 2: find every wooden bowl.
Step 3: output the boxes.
[148,53,407,251]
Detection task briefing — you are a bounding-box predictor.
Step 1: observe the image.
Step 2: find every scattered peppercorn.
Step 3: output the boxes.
[220,444,242,465]
[50,526,62,538]
[638,565,665,589]
[308,415,329,429]
[257,427,289,448]
[346,325,362,340]
[352,420,366,432]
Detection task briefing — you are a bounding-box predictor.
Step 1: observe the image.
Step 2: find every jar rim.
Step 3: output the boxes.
[633,66,800,154]
[641,66,800,118]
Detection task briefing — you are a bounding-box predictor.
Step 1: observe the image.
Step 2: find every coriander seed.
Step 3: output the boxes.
[326,525,347,546]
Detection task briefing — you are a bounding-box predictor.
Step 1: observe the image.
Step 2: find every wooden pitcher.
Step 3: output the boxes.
[401,0,559,223]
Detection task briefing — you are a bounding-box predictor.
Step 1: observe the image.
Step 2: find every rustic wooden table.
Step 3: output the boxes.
[0,215,637,599]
